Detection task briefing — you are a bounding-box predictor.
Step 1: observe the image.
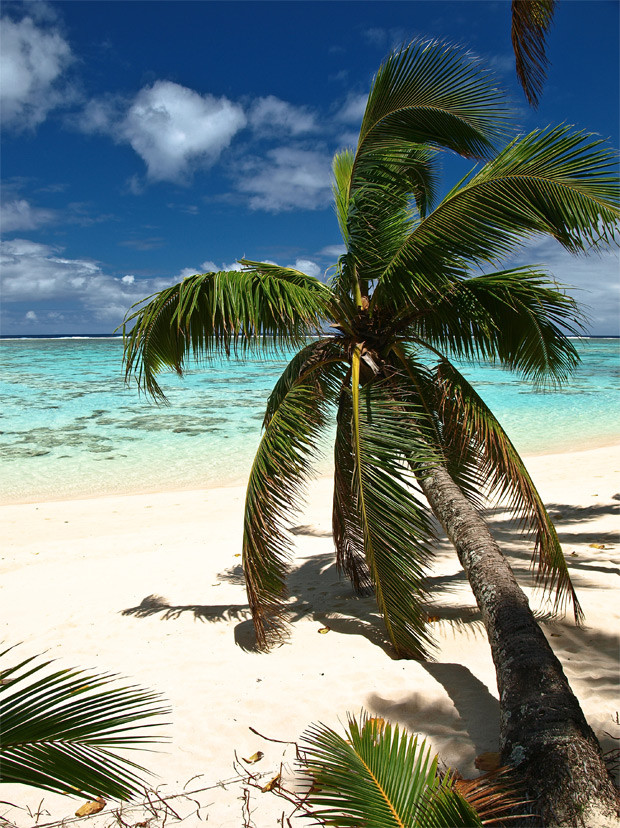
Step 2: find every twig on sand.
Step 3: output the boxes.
[235,732,318,826]
[26,774,260,828]
[248,726,306,763]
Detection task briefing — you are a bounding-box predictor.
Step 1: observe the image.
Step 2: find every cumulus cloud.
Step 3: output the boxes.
[123,82,246,181]
[320,244,346,259]
[0,12,74,130]
[249,96,317,136]
[176,259,245,279]
[76,82,247,183]
[236,146,333,212]
[0,238,175,328]
[0,198,57,233]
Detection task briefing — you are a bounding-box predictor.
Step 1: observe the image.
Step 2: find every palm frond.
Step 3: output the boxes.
[355,39,509,175]
[263,338,346,428]
[349,353,438,659]
[412,267,584,386]
[345,145,446,294]
[303,711,483,827]
[333,389,372,595]
[122,266,332,400]
[434,359,583,620]
[0,648,170,800]
[378,126,619,304]
[243,362,345,649]
[511,0,557,107]
[333,149,355,246]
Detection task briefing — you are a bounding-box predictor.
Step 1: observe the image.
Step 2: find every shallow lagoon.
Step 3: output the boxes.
[1,337,618,502]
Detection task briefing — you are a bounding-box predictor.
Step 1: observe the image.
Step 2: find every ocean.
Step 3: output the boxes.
[1,337,618,504]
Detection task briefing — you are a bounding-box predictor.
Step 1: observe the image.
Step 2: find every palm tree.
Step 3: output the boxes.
[122,41,619,826]
[511,0,557,107]
[0,648,170,801]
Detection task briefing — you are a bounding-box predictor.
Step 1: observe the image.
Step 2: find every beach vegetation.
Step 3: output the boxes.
[0,648,170,801]
[123,39,619,826]
[302,711,517,827]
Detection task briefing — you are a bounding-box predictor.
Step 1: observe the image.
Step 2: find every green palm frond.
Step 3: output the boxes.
[346,145,445,294]
[355,39,509,175]
[333,390,372,595]
[349,355,438,659]
[377,126,619,306]
[511,0,557,107]
[433,359,582,621]
[122,267,332,400]
[0,648,170,800]
[263,338,346,428]
[337,38,510,303]
[333,149,356,246]
[303,711,483,827]
[243,362,345,649]
[412,267,584,385]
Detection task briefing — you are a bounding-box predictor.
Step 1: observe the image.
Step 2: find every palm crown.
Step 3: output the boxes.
[123,40,619,659]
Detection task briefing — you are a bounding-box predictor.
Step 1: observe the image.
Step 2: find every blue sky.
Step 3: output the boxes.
[1,0,618,335]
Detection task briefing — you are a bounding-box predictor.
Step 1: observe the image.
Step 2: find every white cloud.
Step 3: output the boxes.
[176,259,244,279]
[25,310,38,322]
[0,238,175,325]
[127,82,247,182]
[77,95,124,134]
[249,96,317,136]
[75,81,247,183]
[320,244,346,259]
[338,93,367,125]
[0,12,73,130]
[0,198,56,232]
[236,146,333,212]
[511,238,620,336]
[293,258,322,278]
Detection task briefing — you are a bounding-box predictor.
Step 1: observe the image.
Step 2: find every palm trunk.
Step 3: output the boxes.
[420,462,618,828]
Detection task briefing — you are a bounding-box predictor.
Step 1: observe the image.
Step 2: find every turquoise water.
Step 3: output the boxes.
[1,337,618,503]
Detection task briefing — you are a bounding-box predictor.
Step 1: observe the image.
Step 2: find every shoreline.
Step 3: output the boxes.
[2,443,618,826]
[3,439,620,508]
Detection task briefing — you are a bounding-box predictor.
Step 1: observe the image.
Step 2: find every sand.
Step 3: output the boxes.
[1,445,619,827]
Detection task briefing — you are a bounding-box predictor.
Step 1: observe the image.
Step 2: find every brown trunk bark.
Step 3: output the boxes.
[420,462,618,828]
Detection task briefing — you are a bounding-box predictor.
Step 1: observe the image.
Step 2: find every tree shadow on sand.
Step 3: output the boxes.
[120,551,488,657]
[367,663,501,760]
[121,520,617,713]
[476,499,620,585]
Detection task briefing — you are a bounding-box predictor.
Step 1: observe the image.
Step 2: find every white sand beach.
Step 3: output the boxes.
[1,444,619,827]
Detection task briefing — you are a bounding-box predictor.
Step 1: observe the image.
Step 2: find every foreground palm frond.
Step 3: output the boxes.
[333,389,371,595]
[349,366,439,659]
[122,267,332,400]
[0,648,170,800]
[243,359,345,648]
[511,0,557,107]
[415,267,584,386]
[303,712,483,827]
[356,39,509,169]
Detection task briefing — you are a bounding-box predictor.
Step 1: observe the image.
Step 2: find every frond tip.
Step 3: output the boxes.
[511,0,557,107]
[0,647,171,801]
